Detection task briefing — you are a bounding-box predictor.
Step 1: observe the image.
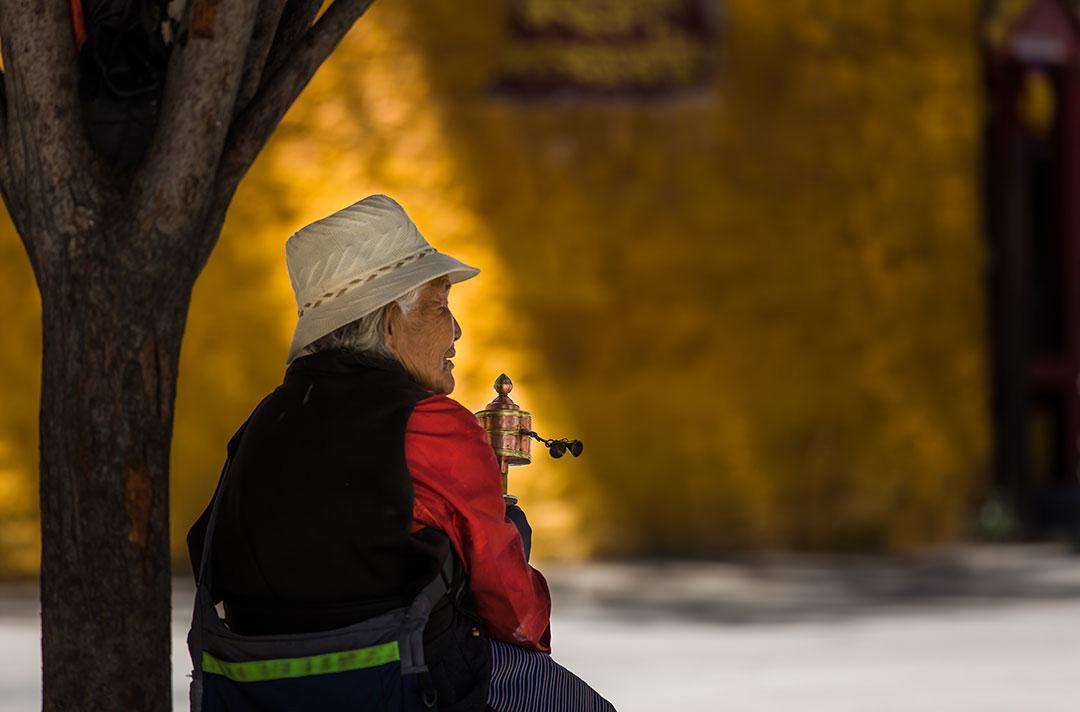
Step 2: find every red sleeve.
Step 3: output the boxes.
[406,394,552,653]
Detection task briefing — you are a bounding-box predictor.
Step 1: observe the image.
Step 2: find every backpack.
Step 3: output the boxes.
[186,425,460,711]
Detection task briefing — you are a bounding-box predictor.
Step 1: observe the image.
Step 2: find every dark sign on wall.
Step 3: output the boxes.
[494,0,718,97]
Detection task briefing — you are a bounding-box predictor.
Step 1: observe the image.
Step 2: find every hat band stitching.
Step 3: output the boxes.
[297,248,436,317]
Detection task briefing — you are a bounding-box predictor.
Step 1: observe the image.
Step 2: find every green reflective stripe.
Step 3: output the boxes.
[202,641,400,682]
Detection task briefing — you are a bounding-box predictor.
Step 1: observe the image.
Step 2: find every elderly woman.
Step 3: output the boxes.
[187,196,614,712]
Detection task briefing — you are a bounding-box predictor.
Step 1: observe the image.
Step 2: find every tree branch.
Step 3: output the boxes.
[234,0,288,118]
[129,0,258,245]
[193,0,375,272]
[0,66,8,192]
[0,1,100,269]
[263,0,323,82]
[0,65,7,131]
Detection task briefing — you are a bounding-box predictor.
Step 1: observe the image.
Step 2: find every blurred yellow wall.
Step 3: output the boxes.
[0,0,987,575]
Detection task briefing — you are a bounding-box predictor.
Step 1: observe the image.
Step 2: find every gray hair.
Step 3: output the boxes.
[300,286,423,359]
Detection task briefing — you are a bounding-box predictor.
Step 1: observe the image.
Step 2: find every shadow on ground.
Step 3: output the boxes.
[538,544,1080,625]
[2,544,1079,628]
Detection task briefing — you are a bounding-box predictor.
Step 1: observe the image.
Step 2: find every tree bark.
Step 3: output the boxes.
[38,248,192,710]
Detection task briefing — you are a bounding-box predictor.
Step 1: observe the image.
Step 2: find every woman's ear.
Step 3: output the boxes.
[383,303,399,349]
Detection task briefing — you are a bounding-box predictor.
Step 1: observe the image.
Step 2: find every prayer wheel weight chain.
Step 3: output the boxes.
[474,374,583,508]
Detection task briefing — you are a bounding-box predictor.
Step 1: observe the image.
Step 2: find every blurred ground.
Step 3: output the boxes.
[1,545,1079,711]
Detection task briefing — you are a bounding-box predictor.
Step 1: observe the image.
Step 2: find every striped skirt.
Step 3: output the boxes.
[486,640,617,712]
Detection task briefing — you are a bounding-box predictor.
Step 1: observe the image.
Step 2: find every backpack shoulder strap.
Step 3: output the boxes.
[192,422,249,594]
[191,391,276,594]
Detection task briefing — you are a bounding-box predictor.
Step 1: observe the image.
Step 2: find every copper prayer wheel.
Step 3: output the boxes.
[475,374,531,507]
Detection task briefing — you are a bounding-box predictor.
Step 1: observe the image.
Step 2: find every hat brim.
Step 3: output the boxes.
[286,252,480,364]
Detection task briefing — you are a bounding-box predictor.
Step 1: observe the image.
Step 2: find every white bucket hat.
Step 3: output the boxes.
[284,194,479,364]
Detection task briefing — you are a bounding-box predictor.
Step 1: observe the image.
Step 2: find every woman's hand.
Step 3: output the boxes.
[505,505,532,562]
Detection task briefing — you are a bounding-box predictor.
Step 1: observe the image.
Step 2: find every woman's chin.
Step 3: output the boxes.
[428,366,455,395]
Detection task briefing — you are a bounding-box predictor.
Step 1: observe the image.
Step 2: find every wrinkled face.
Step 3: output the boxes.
[384,277,461,394]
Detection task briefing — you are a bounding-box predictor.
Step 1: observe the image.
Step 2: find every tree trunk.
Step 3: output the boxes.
[0,3,376,708]
[38,244,193,711]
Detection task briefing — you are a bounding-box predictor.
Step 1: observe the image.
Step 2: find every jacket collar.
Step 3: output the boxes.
[284,348,411,383]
